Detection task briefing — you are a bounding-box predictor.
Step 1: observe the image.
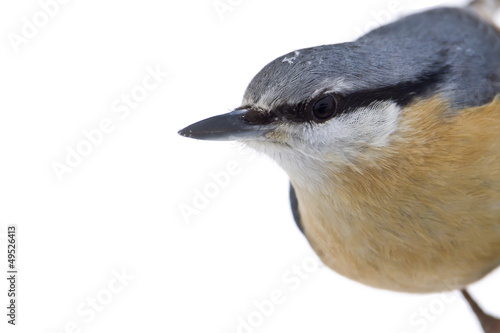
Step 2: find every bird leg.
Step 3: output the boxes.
[461,289,500,333]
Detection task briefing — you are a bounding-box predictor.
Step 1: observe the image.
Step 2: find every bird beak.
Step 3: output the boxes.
[178,109,274,141]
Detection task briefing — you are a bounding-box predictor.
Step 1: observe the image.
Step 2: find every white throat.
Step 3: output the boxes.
[244,101,401,192]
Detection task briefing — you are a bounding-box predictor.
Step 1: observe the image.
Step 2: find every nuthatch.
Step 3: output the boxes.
[179,3,500,332]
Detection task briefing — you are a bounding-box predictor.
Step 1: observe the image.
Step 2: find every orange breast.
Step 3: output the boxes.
[296,97,500,293]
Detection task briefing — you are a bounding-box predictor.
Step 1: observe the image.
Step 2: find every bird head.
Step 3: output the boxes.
[178,44,445,188]
[178,8,500,188]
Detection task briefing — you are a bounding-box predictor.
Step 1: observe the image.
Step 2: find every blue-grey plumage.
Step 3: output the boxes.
[178,4,500,332]
[289,183,303,234]
[243,7,500,112]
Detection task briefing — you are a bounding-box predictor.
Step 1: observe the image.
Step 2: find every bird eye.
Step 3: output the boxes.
[312,95,338,121]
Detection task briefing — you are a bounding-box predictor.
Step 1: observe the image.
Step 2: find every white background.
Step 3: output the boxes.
[1,0,499,332]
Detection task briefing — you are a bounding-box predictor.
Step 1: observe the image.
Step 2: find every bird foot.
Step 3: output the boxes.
[461,290,500,333]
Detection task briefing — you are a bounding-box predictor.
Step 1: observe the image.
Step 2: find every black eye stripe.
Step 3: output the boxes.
[340,65,450,111]
[240,108,277,125]
[241,64,449,125]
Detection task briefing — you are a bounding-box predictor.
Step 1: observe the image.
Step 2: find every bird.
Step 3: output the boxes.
[179,1,500,332]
